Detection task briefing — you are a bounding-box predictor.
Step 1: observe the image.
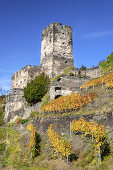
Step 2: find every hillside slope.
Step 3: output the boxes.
[0,85,113,169]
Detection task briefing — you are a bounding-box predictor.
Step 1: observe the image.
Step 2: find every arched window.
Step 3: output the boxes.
[55,95,62,99]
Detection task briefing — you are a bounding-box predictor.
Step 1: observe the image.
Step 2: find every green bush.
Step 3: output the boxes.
[80,65,87,70]
[69,72,74,76]
[51,66,74,83]
[0,95,6,106]
[99,53,113,72]
[0,105,5,126]
[63,66,74,75]
[41,94,50,107]
[0,127,6,140]
[0,95,5,126]
[24,72,50,104]
[20,119,28,124]
[0,143,6,154]
[51,74,64,83]
[30,111,40,119]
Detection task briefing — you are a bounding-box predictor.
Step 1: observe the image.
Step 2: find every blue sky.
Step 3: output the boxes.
[0,0,113,91]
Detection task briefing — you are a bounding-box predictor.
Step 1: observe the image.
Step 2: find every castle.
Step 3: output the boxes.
[5,22,101,123]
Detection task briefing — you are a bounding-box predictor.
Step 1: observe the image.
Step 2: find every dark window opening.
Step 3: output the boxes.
[65,61,67,64]
[57,77,61,81]
[63,32,64,34]
[55,87,61,91]
[63,53,65,55]
[55,95,62,99]
[62,42,65,44]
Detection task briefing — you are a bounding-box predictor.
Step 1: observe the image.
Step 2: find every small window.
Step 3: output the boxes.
[65,61,67,64]
[63,32,64,34]
[62,42,65,44]
[55,87,61,91]
[57,77,61,81]
[63,53,65,55]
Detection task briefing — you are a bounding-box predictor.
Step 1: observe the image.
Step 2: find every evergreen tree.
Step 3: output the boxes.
[24,73,50,104]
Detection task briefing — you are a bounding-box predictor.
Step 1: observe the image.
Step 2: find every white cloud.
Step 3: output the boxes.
[82,31,113,38]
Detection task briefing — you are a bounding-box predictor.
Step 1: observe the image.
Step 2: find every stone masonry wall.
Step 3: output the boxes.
[80,66,101,79]
[49,75,90,100]
[5,88,41,123]
[11,65,41,89]
[40,23,74,78]
[33,114,113,136]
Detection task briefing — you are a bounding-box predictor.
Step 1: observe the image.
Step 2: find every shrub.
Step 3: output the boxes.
[80,65,87,70]
[63,66,74,75]
[69,72,74,76]
[20,119,28,124]
[51,66,74,83]
[51,74,64,83]
[0,105,5,126]
[30,111,40,119]
[0,143,6,154]
[24,72,50,104]
[0,127,6,140]
[99,53,113,72]
[41,94,50,107]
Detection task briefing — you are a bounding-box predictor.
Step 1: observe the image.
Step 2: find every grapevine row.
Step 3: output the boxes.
[41,92,96,113]
[48,124,71,157]
[80,72,113,89]
[27,124,36,150]
[71,118,106,153]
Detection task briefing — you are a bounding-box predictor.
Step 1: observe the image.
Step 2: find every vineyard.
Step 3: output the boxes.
[48,124,71,159]
[41,92,96,113]
[71,118,106,154]
[80,72,113,89]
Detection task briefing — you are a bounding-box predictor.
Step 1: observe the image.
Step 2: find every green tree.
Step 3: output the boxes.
[24,73,50,104]
[80,65,87,70]
[99,53,113,69]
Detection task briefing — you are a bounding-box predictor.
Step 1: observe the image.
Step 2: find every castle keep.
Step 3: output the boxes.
[41,23,74,78]
[5,22,101,123]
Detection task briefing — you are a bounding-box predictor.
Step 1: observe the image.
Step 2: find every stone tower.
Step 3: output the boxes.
[40,22,74,78]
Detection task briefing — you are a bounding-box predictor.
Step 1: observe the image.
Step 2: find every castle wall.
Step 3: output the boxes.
[5,88,41,123]
[80,66,101,79]
[49,75,90,100]
[11,65,41,89]
[40,23,54,78]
